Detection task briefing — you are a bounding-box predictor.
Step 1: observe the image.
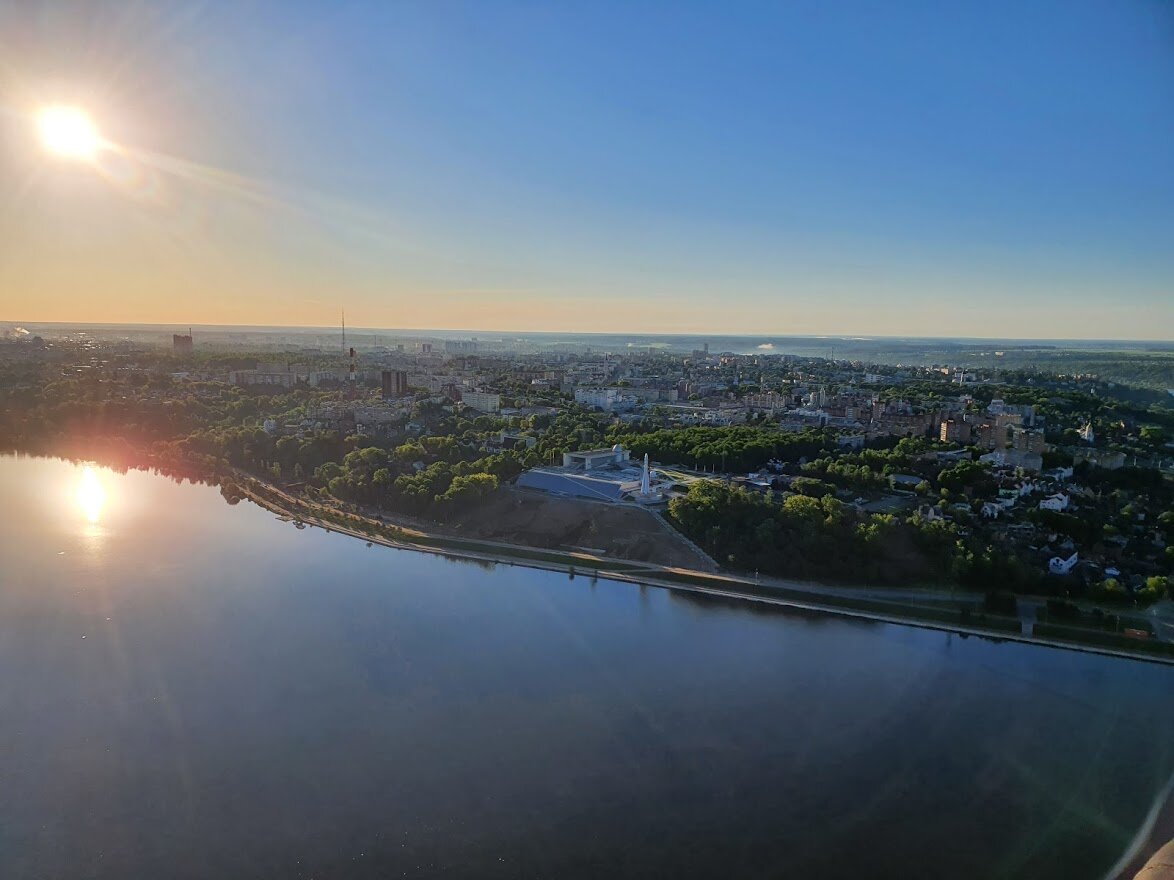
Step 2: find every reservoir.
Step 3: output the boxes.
[1,455,1172,879]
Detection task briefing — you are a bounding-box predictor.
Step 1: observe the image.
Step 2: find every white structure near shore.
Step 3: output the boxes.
[518,445,665,504]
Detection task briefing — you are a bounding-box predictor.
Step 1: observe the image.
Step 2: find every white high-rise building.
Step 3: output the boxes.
[461,391,501,413]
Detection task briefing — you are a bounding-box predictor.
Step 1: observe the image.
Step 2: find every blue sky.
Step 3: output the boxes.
[2,0,1172,337]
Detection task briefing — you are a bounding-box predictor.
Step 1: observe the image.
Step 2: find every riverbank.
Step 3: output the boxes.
[7,452,1170,880]
[414,486,718,571]
[231,474,1174,667]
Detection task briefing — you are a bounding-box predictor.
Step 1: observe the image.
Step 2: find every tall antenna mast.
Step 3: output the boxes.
[341,308,347,356]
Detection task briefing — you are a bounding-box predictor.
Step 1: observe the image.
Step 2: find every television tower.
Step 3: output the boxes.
[341,308,358,401]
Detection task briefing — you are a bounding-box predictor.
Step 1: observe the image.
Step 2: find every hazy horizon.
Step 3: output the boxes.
[7,319,1174,347]
[2,1,1172,339]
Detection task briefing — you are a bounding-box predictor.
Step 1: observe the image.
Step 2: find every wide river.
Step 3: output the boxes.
[2,455,1173,879]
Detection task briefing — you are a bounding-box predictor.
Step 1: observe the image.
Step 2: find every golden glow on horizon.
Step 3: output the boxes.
[6,103,1167,341]
[76,466,107,524]
[38,106,105,161]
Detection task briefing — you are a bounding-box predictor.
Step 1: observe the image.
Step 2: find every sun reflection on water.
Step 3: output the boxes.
[77,466,107,524]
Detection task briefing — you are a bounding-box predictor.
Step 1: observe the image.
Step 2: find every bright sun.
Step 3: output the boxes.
[38,105,104,160]
[77,466,107,524]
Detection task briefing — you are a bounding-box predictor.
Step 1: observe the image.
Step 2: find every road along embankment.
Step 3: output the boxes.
[230,476,1174,667]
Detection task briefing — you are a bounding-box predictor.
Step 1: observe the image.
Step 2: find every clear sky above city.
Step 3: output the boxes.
[1,1,1171,338]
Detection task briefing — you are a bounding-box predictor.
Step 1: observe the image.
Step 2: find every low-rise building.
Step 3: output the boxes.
[562,446,629,470]
[517,444,663,503]
[916,504,946,522]
[495,431,537,451]
[574,387,636,410]
[1039,493,1070,512]
[229,368,303,388]
[1073,448,1126,470]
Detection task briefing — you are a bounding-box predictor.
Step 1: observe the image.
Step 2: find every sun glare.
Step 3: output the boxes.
[77,466,107,524]
[38,105,104,160]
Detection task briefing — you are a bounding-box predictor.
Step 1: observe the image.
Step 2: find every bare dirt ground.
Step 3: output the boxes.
[442,487,717,570]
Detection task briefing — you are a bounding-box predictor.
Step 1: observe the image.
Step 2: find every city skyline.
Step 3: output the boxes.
[7,320,1174,347]
[1,1,1172,339]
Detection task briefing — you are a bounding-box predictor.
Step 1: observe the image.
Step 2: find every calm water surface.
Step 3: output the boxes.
[1,455,1172,879]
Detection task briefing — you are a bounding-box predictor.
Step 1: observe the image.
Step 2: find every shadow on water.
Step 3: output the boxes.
[667,587,1022,650]
[668,588,880,627]
[440,554,498,572]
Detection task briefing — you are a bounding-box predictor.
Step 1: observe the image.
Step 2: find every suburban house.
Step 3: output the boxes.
[1039,493,1070,512]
